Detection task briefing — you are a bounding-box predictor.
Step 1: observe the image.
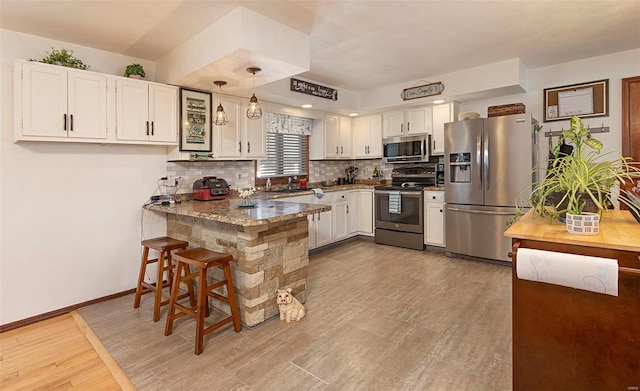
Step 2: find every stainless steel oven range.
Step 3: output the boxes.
[374,164,436,250]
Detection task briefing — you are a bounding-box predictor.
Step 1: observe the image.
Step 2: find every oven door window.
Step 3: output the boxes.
[375,192,423,233]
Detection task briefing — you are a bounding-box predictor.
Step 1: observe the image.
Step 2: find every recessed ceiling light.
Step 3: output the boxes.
[349,112,359,116]
[302,104,313,108]
[433,99,445,104]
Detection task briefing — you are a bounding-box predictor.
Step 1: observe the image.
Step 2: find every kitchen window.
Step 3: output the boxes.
[256,132,309,179]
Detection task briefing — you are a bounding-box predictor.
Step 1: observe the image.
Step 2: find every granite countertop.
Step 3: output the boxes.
[147,197,331,227]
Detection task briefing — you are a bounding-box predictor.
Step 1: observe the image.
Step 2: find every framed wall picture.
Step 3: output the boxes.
[179,88,212,152]
[543,79,608,122]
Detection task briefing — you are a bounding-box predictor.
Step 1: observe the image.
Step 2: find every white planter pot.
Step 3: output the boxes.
[566,212,600,235]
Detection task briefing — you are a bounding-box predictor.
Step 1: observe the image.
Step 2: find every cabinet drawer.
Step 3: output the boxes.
[425,191,444,202]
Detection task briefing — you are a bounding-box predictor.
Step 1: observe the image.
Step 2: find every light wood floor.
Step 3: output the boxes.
[77,238,513,390]
[0,311,134,390]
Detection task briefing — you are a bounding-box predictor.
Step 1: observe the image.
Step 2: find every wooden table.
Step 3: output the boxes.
[505,210,640,390]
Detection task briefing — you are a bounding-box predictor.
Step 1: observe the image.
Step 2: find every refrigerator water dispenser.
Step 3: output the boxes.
[449,152,471,183]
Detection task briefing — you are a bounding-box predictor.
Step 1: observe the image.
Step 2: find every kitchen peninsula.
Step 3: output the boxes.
[147,197,330,327]
[505,210,640,390]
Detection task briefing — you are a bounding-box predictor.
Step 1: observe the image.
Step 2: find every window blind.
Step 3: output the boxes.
[257,133,308,178]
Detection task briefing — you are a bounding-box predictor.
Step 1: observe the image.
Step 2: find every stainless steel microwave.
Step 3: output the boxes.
[383,134,431,163]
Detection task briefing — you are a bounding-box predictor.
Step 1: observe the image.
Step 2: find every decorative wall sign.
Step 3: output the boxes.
[179,88,212,152]
[401,81,445,101]
[290,78,338,101]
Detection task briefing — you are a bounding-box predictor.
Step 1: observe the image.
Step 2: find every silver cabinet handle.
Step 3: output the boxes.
[247,141,250,153]
[336,146,339,154]
[341,146,343,154]
[346,205,349,214]
[238,141,242,153]
[146,121,149,136]
[151,121,154,136]
[401,123,404,133]
[70,114,73,131]
[407,122,410,132]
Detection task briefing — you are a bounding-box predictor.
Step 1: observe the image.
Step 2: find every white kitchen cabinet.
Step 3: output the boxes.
[382,110,405,138]
[312,193,334,248]
[383,107,431,138]
[406,106,431,135]
[348,190,374,236]
[243,109,266,159]
[17,61,107,140]
[213,96,242,158]
[211,96,266,159]
[425,190,445,247]
[116,79,178,143]
[353,115,382,159]
[431,102,459,155]
[333,191,349,241]
[310,114,352,159]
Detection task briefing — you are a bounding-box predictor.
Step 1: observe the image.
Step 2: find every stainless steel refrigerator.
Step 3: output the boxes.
[444,113,538,262]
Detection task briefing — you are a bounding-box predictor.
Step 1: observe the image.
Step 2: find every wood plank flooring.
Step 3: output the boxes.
[77,238,513,390]
[0,311,134,390]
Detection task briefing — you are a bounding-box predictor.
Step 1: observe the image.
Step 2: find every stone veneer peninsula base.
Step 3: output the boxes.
[148,198,330,327]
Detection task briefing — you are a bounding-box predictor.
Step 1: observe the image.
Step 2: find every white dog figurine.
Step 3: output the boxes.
[276,288,306,323]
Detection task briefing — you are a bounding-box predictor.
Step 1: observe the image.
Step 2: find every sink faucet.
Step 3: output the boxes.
[287,176,293,190]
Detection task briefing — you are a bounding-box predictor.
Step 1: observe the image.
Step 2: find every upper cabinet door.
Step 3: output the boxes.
[244,113,266,159]
[148,84,177,143]
[383,111,404,138]
[116,79,149,141]
[406,107,431,135]
[21,62,67,137]
[214,96,242,158]
[339,116,351,158]
[432,103,456,155]
[352,117,369,158]
[324,115,339,158]
[67,70,107,139]
[367,115,382,157]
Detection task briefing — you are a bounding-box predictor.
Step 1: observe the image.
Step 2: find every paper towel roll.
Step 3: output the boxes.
[516,248,619,296]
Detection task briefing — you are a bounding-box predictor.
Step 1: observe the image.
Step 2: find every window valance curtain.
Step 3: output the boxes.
[265,112,313,135]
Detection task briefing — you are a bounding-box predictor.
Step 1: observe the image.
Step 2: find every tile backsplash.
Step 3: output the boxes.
[166,159,393,194]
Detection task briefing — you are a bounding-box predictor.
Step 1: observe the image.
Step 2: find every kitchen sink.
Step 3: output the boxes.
[270,189,309,193]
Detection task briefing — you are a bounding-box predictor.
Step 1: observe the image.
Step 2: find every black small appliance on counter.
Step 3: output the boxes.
[192,176,230,201]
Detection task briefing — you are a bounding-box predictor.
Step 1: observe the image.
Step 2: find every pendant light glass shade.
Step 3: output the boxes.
[213,103,228,126]
[246,67,263,120]
[212,81,228,126]
[247,93,262,120]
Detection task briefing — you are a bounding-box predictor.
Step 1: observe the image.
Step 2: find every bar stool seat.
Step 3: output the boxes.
[164,247,242,355]
[134,236,196,322]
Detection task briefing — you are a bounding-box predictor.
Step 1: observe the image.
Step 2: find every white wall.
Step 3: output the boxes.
[0,30,168,325]
[458,49,640,160]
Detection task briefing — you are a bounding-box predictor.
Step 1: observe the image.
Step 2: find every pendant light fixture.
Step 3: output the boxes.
[246,67,263,120]
[212,80,229,126]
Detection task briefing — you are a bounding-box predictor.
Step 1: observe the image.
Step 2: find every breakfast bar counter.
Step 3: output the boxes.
[147,197,330,327]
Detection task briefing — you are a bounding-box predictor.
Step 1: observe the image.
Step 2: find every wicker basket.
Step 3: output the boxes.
[487,103,526,117]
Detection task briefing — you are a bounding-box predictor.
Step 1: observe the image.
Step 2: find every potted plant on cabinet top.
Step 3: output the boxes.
[523,115,640,234]
[124,63,145,79]
[30,47,89,70]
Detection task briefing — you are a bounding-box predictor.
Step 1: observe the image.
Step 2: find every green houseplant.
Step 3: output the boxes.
[31,47,89,70]
[124,63,145,78]
[522,116,640,230]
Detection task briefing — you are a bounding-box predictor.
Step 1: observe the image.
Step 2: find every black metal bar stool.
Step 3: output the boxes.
[133,236,196,322]
[164,247,242,355]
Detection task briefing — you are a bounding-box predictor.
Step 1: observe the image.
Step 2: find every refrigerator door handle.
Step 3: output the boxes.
[484,133,490,191]
[477,135,483,190]
[447,207,515,216]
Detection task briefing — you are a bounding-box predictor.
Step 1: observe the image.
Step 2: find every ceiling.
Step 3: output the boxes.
[2,0,640,98]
